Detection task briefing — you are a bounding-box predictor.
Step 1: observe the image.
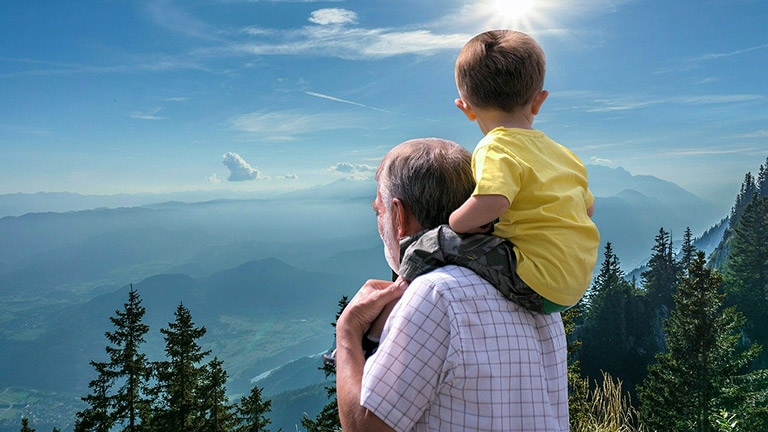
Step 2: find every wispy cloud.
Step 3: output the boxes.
[305,91,394,114]
[276,173,299,180]
[227,26,471,60]
[230,109,363,135]
[656,42,768,73]
[129,107,168,120]
[222,152,268,181]
[146,0,226,42]
[0,124,52,137]
[734,129,768,139]
[206,173,222,183]
[657,147,761,157]
[0,55,207,78]
[586,94,764,112]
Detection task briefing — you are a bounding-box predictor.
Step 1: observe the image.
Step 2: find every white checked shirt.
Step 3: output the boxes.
[361,265,569,432]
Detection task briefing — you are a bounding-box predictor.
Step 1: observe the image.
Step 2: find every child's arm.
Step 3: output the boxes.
[587,203,595,217]
[449,194,510,233]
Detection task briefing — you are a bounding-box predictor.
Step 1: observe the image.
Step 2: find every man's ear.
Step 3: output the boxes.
[531,90,549,115]
[455,98,477,121]
[391,198,411,238]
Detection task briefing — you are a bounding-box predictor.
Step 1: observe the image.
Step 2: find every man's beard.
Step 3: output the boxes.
[380,211,400,274]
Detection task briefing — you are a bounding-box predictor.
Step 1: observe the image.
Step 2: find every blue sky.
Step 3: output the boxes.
[1,0,766,208]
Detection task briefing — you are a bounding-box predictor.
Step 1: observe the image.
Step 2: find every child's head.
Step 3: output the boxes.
[455,30,546,113]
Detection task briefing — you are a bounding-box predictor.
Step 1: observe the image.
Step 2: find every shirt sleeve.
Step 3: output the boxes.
[472,144,523,204]
[360,278,451,432]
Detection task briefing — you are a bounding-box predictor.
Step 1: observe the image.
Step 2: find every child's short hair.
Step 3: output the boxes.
[455,30,546,112]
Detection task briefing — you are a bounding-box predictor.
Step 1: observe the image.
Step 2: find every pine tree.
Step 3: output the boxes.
[580,243,649,393]
[236,384,271,432]
[681,226,696,275]
[74,285,152,432]
[730,173,757,226]
[724,195,768,368]
[199,357,236,432]
[152,303,211,432]
[638,252,760,432]
[642,227,680,309]
[75,362,115,432]
[301,296,348,432]
[756,156,767,197]
[52,428,61,432]
[106,285,152,432]
[20,418,35,432]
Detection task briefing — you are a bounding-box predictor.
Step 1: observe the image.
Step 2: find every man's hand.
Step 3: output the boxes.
[339,279,408,338]
[337,279,406,432]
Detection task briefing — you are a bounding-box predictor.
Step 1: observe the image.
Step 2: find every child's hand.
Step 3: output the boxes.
[367,277,409,339]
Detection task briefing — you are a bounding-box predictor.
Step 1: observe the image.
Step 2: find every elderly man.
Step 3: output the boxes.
[336,138,569,432]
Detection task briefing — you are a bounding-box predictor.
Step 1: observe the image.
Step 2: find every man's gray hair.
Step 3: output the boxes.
[377,138,474,230]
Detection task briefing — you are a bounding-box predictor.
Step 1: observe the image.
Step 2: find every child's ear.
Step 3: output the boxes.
[531,90,549,115]
[455,98,477,121]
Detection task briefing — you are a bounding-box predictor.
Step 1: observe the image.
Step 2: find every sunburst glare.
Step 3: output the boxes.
[477,0,555,31]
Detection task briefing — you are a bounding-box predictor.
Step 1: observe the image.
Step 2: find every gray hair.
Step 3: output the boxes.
[377,138,474,230]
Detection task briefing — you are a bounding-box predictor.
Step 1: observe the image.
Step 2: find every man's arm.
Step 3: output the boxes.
[336,279,406,432]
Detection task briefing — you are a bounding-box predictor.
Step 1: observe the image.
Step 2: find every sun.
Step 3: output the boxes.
[477,0,551,31]
[493,0,536,22]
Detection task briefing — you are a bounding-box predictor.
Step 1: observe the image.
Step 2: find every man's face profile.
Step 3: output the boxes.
[374,184,400,274]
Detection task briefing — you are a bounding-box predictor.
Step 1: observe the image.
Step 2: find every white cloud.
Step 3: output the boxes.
[590,156,613,166]
[329,161,376,180]
[276,173,299,180]
[206,173,222,183]
[309,8,357,26]
[222,152,268,181]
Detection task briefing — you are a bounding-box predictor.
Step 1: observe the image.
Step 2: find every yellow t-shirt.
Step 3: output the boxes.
[472,127,600,306]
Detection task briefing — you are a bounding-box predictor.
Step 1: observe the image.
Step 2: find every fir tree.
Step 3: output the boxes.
[20,418,35,432]
[236,384,271,432]
[52,428,61,432]
[301,296,348,432]
[106,285,152,431]
[198,357,236,432]
[724,195,768,368]
[756,156,767,197]
[681,226,696,275]
[75,362,115,432]
[642,227,679,309]
[638,252,760,432]
[580,243,649,393]
[730,172,757,226]
[152,303,211,432]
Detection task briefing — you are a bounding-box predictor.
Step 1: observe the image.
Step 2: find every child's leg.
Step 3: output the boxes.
[399,224,546,313]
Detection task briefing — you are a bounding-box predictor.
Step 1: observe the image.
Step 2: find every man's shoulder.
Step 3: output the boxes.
[408,265,499,303]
